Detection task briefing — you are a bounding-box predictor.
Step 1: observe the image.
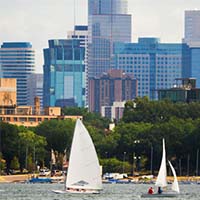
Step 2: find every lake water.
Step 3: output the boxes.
[0,183,199,200]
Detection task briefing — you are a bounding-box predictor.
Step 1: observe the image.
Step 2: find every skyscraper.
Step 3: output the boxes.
[43,39,86,108]
[0,42,35,105]
[67,25,89,106]
[88,0,132,78]
[183,10,200,88]
[184,10,200,46]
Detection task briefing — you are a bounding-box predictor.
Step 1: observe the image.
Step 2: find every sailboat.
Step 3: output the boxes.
[53,119,102,194]
[141,138,180,198]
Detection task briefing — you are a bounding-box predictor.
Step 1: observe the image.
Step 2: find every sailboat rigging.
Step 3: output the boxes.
[141,138,180,198]
[53,119,102,194]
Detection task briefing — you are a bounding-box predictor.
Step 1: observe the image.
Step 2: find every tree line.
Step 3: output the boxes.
[1,97,200,176]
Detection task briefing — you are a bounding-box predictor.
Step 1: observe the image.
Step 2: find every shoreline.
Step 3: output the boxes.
[1,174,200,184]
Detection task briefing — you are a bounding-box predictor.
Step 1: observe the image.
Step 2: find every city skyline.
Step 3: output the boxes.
[0,0,200,72]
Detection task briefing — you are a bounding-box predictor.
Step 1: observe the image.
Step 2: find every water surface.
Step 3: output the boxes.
[0,183,198,200]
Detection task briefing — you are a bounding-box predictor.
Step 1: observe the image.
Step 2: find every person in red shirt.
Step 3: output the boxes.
[148,187,154,194]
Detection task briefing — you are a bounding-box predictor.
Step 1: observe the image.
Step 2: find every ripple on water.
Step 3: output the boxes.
[0,183,199,200]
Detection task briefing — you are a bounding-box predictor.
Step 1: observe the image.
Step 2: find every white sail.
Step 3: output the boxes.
[155,138,167,187]
[66,119,102,191]
[168,161,180,193]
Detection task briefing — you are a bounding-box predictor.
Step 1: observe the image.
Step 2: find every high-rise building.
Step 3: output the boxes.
[183,10,200,88]
[89,69,137,113]
[67,25,89,106]
[27,73,43,109]
[43,39,86,108]
[88,0,132,78]
[184,10,200,46]
[67,25,88,47]
[0,42,35,105]
[114,38,188,99]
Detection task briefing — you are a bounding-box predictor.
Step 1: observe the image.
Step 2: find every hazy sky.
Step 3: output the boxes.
[0,0,200,72]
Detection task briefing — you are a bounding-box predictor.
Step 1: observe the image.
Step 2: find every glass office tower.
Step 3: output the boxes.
[114,38,188,99]
[183,10,200,88]
[88,0,132,78]
[43,39,85,108]
[184,10,200,45]
[0,42,35,105]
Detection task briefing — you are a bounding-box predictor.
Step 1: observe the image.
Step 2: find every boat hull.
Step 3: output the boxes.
[52,189,100,194]
[141,193,178,198]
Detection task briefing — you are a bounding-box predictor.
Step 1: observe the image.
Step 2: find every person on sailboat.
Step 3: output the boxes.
[158,187,163,194]
[148,187,154,194]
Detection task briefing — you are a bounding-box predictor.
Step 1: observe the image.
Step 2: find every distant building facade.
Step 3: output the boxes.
[0,78,82,127]
[27,73,43,109]
[101,101,126,122]
[184,10,200,46]
[158,78,200,102]
[0,78,16,108]
[88,0,132,78]
[43,39,86,108]
[67,25,89,106]
[183,10,200,88]
[0,42,35,105]
[114,38,188,99]
[89,69,137,113]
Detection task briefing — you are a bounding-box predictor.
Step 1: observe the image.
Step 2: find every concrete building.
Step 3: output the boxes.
[114,38,188,99]
[0,42,35,105]
[101,101,126,122]
[0,78,16,108]
[0,78,82,127]
[89,69,137,113]
[88,0,132,79]
[43,39,86,108]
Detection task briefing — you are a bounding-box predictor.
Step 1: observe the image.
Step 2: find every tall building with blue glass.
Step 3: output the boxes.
[114,38,189,99]
[43,39,85,108]
[88,0,132,78]
[183,10,200,88]
[0,42,35,105]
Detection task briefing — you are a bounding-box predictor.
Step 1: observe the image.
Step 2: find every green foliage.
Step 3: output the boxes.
[35,119,75,166]
[62,107,110,129]
[10,156,20,170]
[123,97,200,123]
[0,122,19,169]
[18,129,47,170]
[0,152,6,172]
[100,158,131,174]
[27,154,34,172]
[2,99,200,175]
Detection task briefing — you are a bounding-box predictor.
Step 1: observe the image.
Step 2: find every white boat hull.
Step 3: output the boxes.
[141,193,178,198]
[52,189,100,194]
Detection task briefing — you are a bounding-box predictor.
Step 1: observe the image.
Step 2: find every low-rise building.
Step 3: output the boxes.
[158,78,200,102]
[0,78,82,127]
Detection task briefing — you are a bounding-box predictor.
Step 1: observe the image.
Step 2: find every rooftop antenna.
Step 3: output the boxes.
[73,0,76,35]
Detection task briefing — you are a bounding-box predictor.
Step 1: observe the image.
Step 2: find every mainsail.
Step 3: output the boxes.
[66,119,102,190]
[155,138,167,187]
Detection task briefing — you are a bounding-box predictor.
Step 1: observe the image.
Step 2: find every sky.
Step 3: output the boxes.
[0,0,200,73]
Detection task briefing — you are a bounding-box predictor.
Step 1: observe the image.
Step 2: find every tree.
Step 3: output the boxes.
[10,156,20,170]
[35,119,75,167]
[0,122,19,170]
[18,130,47,171]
